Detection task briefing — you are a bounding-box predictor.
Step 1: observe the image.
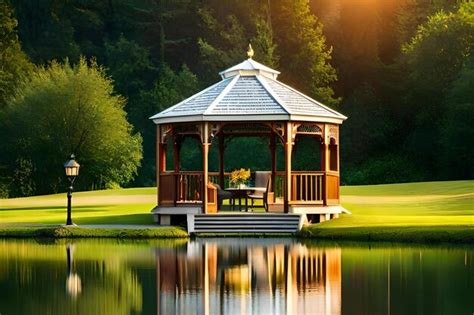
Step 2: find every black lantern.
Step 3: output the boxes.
[64,154,80,225]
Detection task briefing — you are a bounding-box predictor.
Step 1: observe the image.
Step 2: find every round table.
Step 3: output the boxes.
[225,187,266,212]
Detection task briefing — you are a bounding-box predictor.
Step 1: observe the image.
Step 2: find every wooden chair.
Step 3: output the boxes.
[263,177,284,213]
[213,183,234,210]
[263,176,272,212]
[248,171,271,209]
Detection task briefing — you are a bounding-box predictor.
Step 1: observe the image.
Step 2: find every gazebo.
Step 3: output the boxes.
[150,48,347,232]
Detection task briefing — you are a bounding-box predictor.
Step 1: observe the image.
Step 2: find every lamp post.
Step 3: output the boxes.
[64,154,80,226]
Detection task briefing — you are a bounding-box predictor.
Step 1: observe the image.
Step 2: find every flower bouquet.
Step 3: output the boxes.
[230,168,251,188]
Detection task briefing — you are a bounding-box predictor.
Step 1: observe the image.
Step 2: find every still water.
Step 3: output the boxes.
[0,238,472,315]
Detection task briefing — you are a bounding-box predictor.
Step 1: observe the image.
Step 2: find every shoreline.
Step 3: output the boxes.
[298,225,474,244]
[0,225,188,239]
[0,224,473,244]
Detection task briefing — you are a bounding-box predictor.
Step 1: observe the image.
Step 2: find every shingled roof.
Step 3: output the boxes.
[150,58,347,124]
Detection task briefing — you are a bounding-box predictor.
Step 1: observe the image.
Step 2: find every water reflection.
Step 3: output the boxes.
[0,239,472,315]
[156,240,341,314]
[66,244,82,297]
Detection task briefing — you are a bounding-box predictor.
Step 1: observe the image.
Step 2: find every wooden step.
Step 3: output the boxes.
[190,213,302,234]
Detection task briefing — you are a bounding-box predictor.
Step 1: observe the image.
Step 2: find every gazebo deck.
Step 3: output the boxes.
[152,204,347,233]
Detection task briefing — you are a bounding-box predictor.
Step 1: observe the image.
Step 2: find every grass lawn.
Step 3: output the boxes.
[0,187,157,225]
[0,180,472,241]
[300,180,474,242]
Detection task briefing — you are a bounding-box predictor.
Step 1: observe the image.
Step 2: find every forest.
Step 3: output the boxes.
[0,0,473,197]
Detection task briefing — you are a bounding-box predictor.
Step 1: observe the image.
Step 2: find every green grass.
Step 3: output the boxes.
[0,187,157,225]
[0,187,188,238]
[300,180,474,243]
[0,180,473,241]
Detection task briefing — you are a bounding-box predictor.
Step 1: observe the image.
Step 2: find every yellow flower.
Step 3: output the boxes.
[230,168,251,185]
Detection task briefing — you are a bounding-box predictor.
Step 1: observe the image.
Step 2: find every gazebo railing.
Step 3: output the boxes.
[159,172,203,205]
[176,172,203,203]
[290,172,324,203]
[160,170,331,206]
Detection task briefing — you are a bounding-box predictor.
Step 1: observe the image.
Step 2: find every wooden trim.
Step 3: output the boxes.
[270,133,276,193]
[289,200,324,205]
[219,135,225,188]
[156,125,160,205]
[202,122,209,213]
[290,171,324,175]
[173,136,181,173]
[157,126,168,206]
[206,183,218,213]
[322,124,329,206]
[284,122,293,213]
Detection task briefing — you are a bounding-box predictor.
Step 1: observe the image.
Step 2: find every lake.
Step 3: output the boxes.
[0,238,472,315]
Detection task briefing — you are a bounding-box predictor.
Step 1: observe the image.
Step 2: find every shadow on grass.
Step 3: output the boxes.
[75,213,154,225]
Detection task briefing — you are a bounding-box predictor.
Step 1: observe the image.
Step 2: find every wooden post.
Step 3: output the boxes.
[322,124,329,206]
[202,122,209,213]
[157,125,167,205]
[173,136,180,173]
[156,125,160,205]
[284,122,293,213]
[270,133,276,193]
[219,134,225,188]
[172,135,180,207]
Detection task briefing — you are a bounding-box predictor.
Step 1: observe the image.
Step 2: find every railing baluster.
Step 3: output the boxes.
[299,175,302,200]
[306,175,309,201]
[319,175,322,200]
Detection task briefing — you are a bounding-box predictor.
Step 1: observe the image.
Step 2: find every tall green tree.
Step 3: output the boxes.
[271,0,339,106]
[104,35,157,105]
[132,64,199,185]
[132,0,198,68]
[401,2,474,175]
[0,58,142,196]
[197,2,278,85]
[440,57,474,179]
[12,0,81,63]
[0,0,32,109]
[396,0,459,45]
[198,0,337,106]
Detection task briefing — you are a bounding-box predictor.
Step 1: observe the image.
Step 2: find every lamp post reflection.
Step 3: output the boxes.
[155,240,342,315]
[66,244,82,297]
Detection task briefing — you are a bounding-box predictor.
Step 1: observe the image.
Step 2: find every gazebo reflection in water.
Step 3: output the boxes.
[156,240,341,315]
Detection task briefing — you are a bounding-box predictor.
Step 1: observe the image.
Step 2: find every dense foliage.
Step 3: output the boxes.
[0,0,472,196]
[0,59,142,196]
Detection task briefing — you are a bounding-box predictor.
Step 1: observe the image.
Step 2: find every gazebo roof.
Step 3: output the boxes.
[150,58,347,125]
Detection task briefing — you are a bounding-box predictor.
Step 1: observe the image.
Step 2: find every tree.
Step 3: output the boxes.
[396,0,458,45]
[0,0,32,109]
[197,3,278,85]
[440,57,474,179]
[131,64,199,185]
[104,35,157,104]
[401,2,474,174]
[11,0,81,63]
[197,0,338,105]
[0,58,142,196]
[271,0,339,106]
[131,0,197,68]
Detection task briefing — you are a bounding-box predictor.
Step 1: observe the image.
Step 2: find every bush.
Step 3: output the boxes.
[342,154,428,185]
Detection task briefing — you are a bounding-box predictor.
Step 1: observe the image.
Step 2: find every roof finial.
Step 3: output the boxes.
[247,43,254,59]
